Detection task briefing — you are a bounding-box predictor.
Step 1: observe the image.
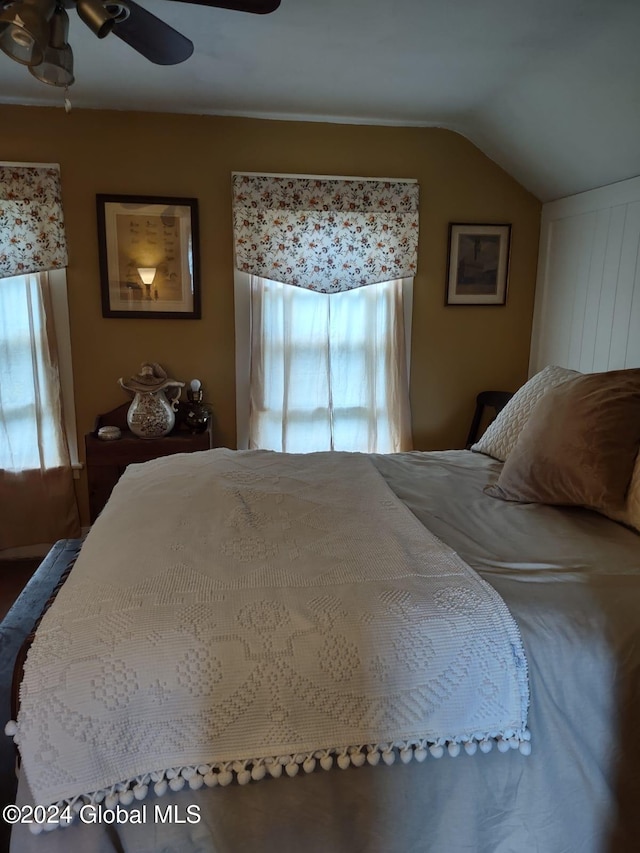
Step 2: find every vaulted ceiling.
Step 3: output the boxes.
[1,0,639,202]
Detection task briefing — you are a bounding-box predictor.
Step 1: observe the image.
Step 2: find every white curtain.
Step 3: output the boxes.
[0,271,80,548]
[249,276,412,453]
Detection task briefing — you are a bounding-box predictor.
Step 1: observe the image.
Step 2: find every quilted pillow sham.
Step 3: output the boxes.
[608,452,640,532]
[626,458,640,532]
[484,368,640,520]
[471,365,578,462]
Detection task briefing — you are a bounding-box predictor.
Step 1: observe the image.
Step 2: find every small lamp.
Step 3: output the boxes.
[185,378,211,434]
[137,267,157,300]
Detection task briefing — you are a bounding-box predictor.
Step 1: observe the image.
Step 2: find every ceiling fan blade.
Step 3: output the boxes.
[112,0,194,65]
[166,0,281,13]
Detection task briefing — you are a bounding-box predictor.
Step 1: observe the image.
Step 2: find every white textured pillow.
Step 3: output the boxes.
[471,365,579,462]
[627,458,640,531]
[609,452,640,533]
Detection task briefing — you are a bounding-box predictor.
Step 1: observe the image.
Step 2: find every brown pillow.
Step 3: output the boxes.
[485,368,640,517]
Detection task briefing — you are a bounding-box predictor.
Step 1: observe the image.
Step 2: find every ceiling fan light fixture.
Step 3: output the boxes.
[0,0,56,66]
[76,0,115,38]
[29,41,73,84]
[29,5,73,86]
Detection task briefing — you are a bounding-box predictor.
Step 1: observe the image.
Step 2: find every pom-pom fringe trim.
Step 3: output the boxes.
[4,722,530,834]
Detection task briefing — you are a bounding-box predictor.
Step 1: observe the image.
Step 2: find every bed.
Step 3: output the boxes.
[8,366,640,853]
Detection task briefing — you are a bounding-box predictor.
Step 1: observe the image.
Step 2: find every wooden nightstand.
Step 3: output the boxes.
[85,402,214,522]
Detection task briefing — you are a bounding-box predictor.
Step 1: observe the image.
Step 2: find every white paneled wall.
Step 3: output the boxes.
[530,176,640,374]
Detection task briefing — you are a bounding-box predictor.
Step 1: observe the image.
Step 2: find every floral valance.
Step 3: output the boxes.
[0,164,68,280]
[232,173,419,292]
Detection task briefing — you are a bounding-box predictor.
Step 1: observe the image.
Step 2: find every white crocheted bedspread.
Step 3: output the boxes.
[16,449,530,809]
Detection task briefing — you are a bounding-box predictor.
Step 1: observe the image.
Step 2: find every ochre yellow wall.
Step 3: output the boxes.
[1,105,541,525]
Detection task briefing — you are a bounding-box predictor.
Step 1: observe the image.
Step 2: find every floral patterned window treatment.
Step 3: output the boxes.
[0,164,68,279]
[232,173,419,293]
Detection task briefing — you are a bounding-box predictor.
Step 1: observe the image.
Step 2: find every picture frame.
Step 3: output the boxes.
[445,223,511,306]
[96,194,201,319]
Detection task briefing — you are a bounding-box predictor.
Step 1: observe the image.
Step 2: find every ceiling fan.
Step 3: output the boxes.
[0,0,280,88]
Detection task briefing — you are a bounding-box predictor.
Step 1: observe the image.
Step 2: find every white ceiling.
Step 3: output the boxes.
[2,0,639,201]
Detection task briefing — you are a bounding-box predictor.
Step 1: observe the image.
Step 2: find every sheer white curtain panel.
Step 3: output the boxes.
[0,272,80,548]
[249,276,412,453]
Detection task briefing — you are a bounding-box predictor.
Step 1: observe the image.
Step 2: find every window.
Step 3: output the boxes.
[0,163,81,549]
[238,274,412,453]
[231,172,419,452]
[0,271,78,472]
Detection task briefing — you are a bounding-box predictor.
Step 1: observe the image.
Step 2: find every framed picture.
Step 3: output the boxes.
[445,223,511,306]
[96,194,201,319]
